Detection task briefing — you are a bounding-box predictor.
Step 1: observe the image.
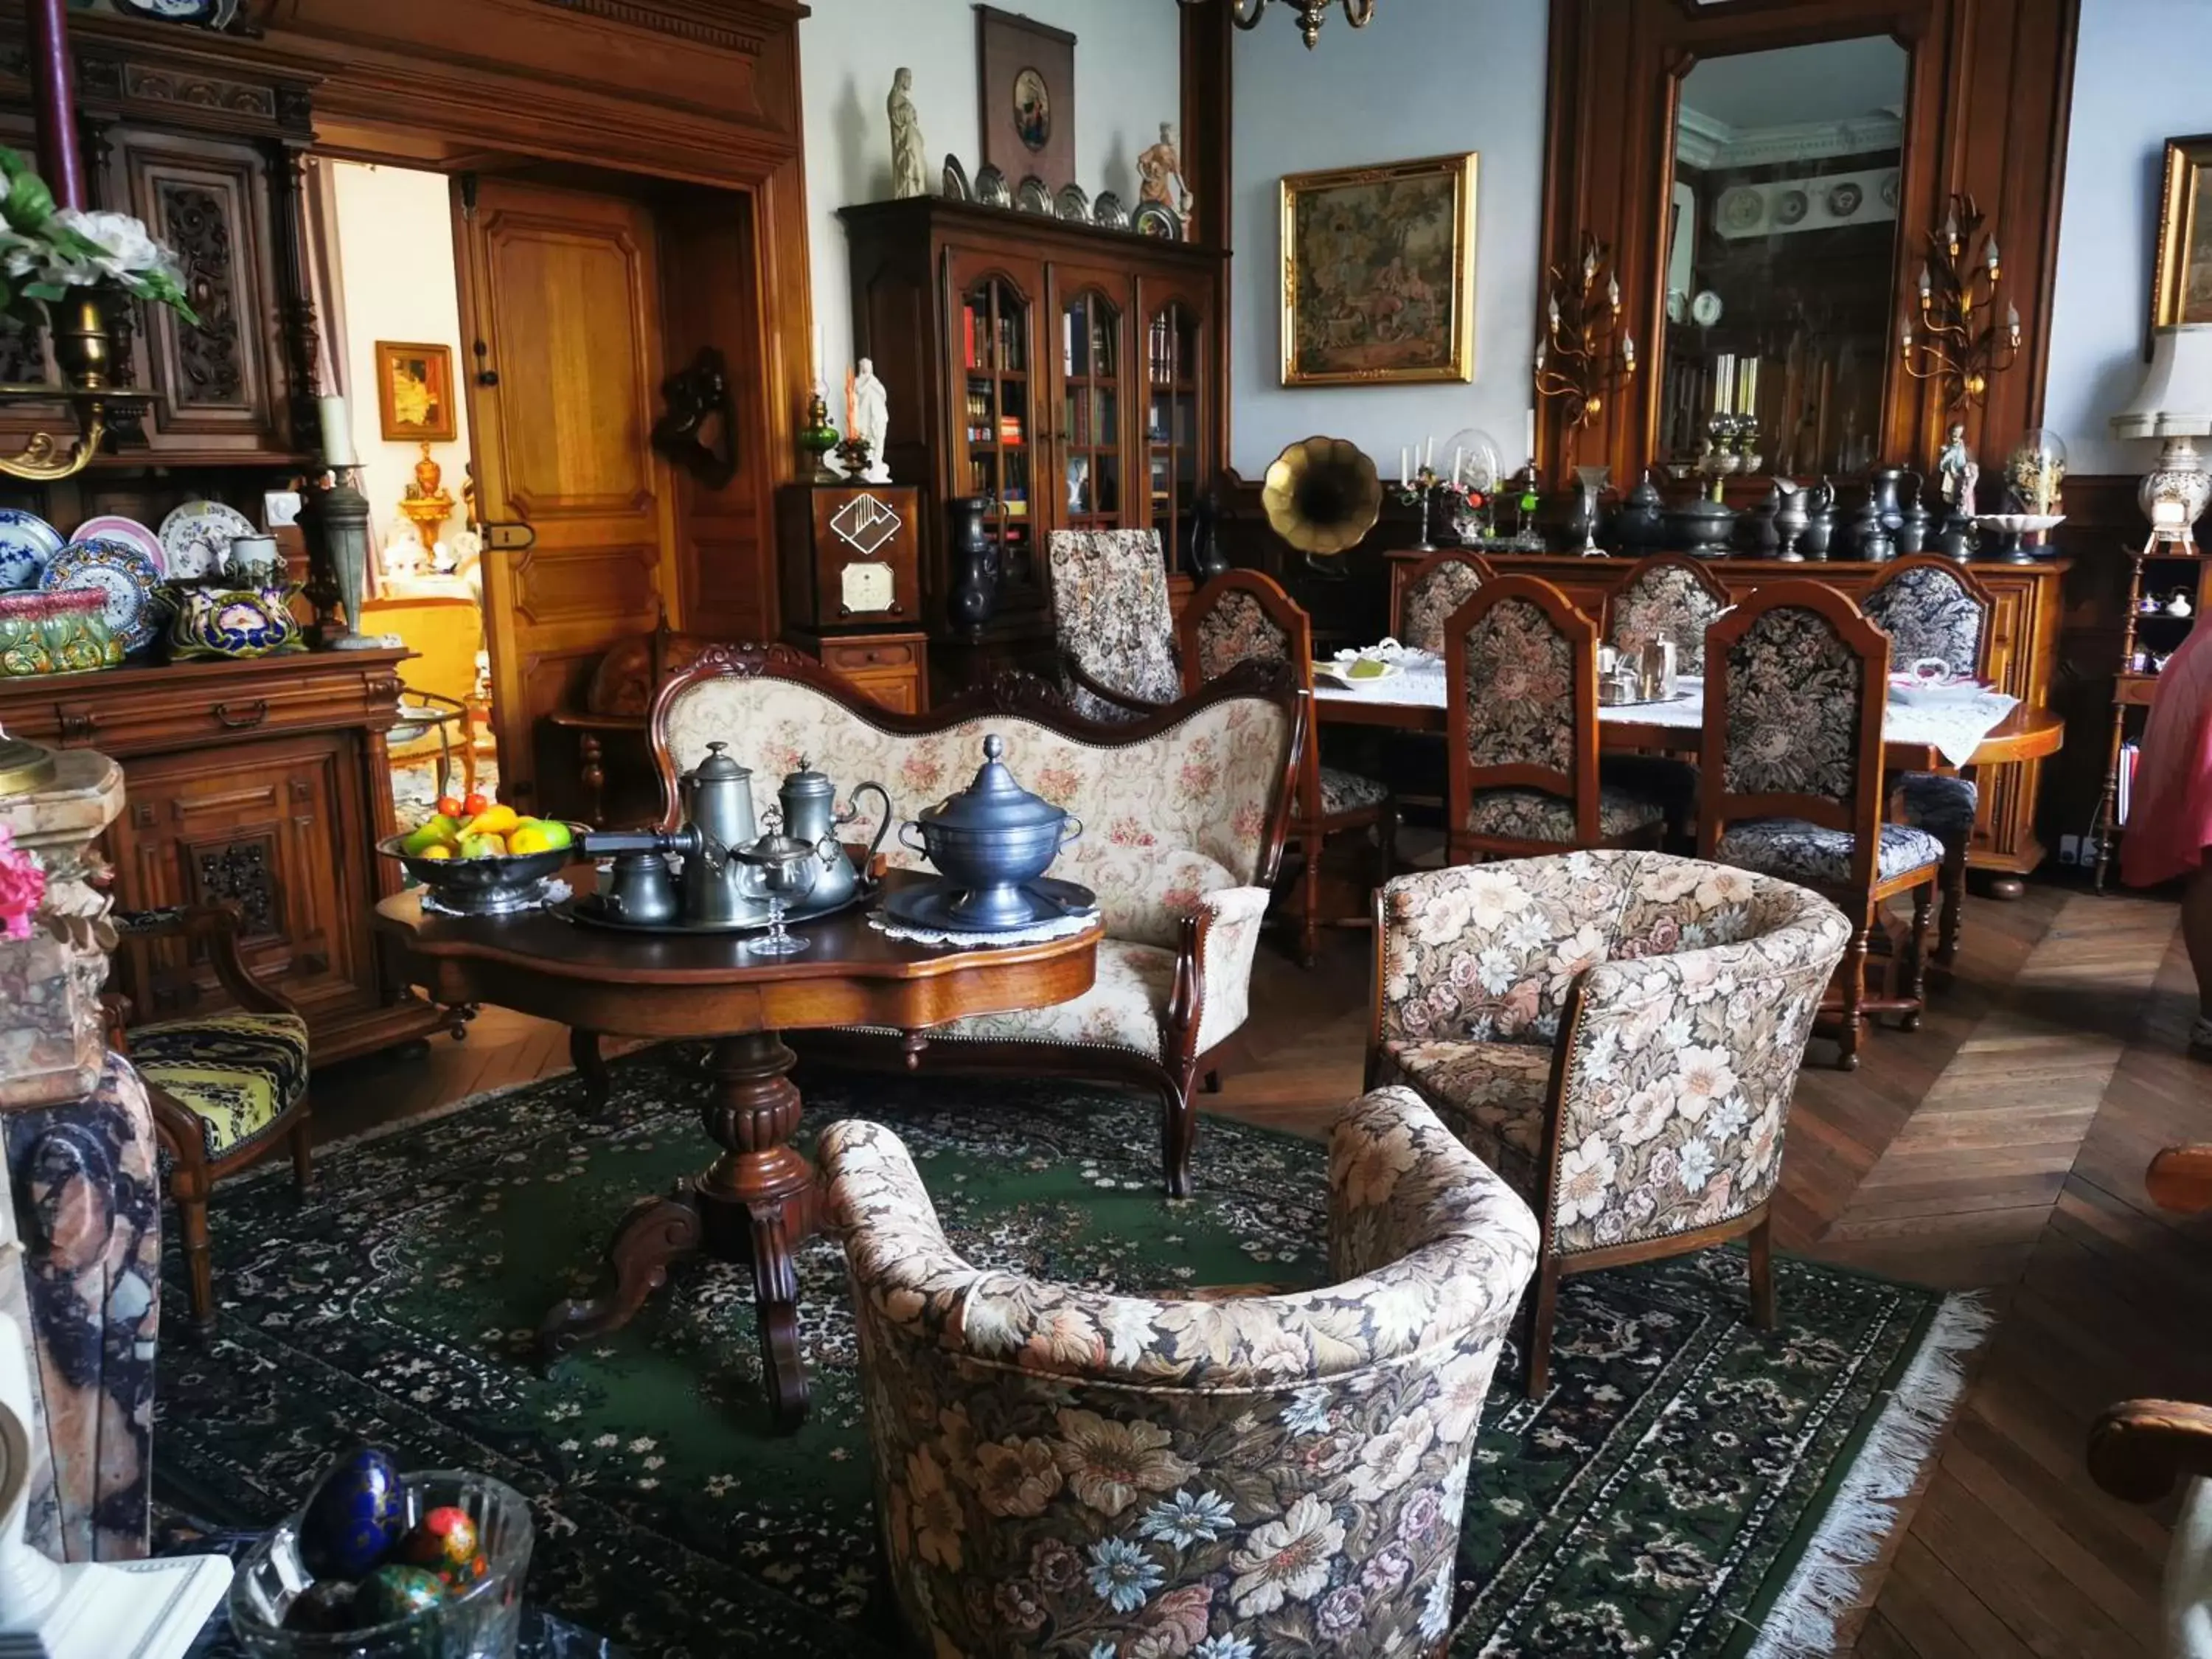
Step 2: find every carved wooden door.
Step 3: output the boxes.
[456,177,678,813]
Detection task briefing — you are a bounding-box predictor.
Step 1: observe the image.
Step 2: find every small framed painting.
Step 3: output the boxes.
[1280,152,1478,387]
[2152,134,2212,329]
[977,5,1076,191]
[374,341,458,443]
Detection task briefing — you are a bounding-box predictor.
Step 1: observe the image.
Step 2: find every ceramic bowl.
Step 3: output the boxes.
[0,588,119,676]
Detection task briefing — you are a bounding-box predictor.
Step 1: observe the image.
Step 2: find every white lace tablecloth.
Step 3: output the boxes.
[867,909,1099,949]
[1313,653,2019,768]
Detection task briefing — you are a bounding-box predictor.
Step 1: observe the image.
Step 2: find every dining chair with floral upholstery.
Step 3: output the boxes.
[1046,529,1184,723]
[1443,574,1666,864]
[1366,851,1850,1394]
[1863,554,1994,966]
[1599,553,1731,840]
[1182,568,1391,967]
[818,1084,1539,1656]
[1393,549,1495,655]
[105,903,313,1327]
[1698,580,1943,1068]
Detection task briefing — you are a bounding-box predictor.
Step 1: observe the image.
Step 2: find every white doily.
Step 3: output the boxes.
[868,909,1099,948]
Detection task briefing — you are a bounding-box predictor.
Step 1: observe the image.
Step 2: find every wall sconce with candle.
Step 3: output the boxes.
[1899,192,2021,411]
[1533,233,1636,463]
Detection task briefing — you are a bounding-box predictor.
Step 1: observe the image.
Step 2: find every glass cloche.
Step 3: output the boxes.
[2005,428,2069,515]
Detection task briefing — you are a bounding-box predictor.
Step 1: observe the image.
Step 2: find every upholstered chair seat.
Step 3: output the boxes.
[1894,771,1978,838]
[1717,819,1950,886]
[1319,764,1391,815]
[1464,782,1666,844]
[819,1086,1539,1659]
[1046,529,1183,723]
[1368,851,1850,1394]
[110,905,315,1328]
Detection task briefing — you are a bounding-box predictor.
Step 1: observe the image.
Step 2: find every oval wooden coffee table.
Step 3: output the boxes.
[374,865,1101,1431]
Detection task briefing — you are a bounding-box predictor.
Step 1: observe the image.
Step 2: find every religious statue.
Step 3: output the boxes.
[1138,122,1194,234]
[888,68,928,200]
[838,360,893,484]
[1935,422,1980,515]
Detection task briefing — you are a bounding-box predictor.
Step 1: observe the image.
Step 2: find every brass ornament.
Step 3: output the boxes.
[1262,435,1382,556]
[0,734,58,798]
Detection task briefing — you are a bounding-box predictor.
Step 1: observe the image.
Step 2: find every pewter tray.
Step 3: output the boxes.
[1598,684,1694,709]
[562,879,876,936]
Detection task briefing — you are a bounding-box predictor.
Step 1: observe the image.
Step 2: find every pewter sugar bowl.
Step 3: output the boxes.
[900,734,1082,928]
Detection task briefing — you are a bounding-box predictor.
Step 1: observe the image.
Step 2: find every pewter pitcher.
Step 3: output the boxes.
[777,757,892,911]
[677,741,762,925]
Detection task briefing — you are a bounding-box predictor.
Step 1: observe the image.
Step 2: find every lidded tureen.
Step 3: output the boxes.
[899,734,1082,928]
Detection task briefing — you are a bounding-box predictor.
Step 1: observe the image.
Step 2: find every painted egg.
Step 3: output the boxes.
[357,1563,448,1624]
[282,1578,362,1633]
[297,1444,408,1579]
[395,1504,484,1585]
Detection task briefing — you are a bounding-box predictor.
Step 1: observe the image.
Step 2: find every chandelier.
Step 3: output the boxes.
[1178,0,1379,49]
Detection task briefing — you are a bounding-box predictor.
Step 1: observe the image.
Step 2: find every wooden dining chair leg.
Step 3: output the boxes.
[1298,824,1322,970]
[1747,1217,1775,1329]
[1936,843,1968,967]
[1521,1258,1561,1399]
[1901,881,1934,1029]
[1834,922,1870,1071]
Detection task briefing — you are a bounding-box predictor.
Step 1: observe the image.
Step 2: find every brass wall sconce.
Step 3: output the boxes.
[1899,192,2021,410]
[1533,233,1637,445]
[0,291,149,481]
[1176,0,1377,50]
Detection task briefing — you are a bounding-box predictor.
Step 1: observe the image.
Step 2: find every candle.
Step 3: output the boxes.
[1621,333,1636,371]
[1401,447,1411,487]
[1425,434,1434,470]
[1525,408,1536,462]
[1453,445,1464,487]
[2006,299,2020,341]
[1984,235,2000,274]
[1534,338,1548,372]
[846,368,858,437]
[811,323,824,378]
[318,394,358,467]
[1606,272,1621,312]
[1918,261,1932,299]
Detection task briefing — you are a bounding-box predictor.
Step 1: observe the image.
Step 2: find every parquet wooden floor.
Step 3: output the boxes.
[310,880,2210,1657]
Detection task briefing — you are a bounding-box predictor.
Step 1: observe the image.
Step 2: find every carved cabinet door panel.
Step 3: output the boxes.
[103,126,293,460]
[457,177,678,815]
[103,734,372,1036]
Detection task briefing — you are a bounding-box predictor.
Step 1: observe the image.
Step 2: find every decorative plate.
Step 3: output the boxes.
[1016,175,1053,214]
[1717,187,1763,233]
[941,153,971,202]
[39,537,164,654]
[111,0,240,22]
[1773,188,1809,226]
[1666,288,1688,324]
[1689,290,1725,328]
[1827,181,1864,218]
[1133,202,1183,241]
[72,514,166,577]
[974,165,1011,209]
[1055,183,1091,222]
[0,509,63,592]
[1880,170,1900,208]
[159,500,257,580]
[1091,191,1129,230]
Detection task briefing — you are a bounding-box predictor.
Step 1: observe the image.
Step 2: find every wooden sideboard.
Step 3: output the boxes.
[1461,554,2067,887]
[0,649,444,1064]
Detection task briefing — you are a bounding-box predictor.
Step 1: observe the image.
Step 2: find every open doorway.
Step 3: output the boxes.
[311,157,494,824]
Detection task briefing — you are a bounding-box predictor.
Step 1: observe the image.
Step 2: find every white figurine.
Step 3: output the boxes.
[854,358,889,467]
[888,68,928,200]
[1138,122,1194,233]
[1936,422,1980,516]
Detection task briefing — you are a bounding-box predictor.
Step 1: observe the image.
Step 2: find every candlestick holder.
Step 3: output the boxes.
[1900,192,2022,410]
[301,465,380,650]
[1391,466,1444,552]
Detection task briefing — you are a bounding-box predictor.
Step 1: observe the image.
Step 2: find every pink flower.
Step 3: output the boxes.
[0,827,44,942]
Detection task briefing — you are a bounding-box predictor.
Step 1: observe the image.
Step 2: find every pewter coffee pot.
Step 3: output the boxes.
[678,741,762,925]
[776,758,892,911]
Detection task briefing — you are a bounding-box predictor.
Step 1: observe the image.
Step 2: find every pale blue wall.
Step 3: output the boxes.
[1226,0,1550,479]
[2044,0,2212,476]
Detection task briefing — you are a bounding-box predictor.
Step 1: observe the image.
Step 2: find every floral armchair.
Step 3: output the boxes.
[818,1086,1538,1658]
[648,646,1302,1197]
[1863,554,1994,965]
[1367,852,1850,1394]
[1046,530,1183,724]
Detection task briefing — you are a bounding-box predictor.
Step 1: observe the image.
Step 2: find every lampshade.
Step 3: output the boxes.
[2111,324,2212,439]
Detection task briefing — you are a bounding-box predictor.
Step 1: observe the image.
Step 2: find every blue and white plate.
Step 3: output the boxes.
[0,509,63,592]
[159,500,257,580]
[40,537,164,654]
[108,0,242,27]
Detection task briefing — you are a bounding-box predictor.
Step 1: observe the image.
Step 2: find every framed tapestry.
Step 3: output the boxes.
[977,6,1075,192]
[374,341,458,443]
[1280,152,1478,387]
[2152,134,2212,329]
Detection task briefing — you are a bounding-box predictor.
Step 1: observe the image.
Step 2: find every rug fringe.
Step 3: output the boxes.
[1745,1290,1994,1658]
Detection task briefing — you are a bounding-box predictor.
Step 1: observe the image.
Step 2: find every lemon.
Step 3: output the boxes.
[507,824,555,856]
[418,844,453,861]
[461,804,521,838]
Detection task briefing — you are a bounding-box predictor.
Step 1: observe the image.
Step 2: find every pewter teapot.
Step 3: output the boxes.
[776,758,892,912]
[678,741,762,925]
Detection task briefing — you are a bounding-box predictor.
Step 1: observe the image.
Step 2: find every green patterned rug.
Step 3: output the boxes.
[154,1047,1985,1658]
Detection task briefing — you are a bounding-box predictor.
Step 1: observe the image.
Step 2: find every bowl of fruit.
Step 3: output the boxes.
[379,791,587,917]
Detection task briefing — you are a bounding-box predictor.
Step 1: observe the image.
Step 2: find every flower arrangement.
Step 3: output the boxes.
[0,147,198,333]
[0,824,46,942]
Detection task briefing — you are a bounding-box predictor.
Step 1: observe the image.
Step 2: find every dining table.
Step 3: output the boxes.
[1312,653,2065,774]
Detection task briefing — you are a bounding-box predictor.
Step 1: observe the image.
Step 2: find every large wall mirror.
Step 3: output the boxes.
[1536,0,2076,486]
[1660,36,1907,476]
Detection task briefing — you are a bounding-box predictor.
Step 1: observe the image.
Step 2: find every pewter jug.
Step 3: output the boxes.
[777,758,892,911]
[1772,479,1809,560]
[1868,467,1912,535]
[1801,479,1839,559]
[677,741,761,925]
[602,849,680,926]
[1895,473,1932,555]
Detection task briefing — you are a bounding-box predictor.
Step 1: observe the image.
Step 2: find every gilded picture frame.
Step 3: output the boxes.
[1280,152,1478,387]
[2152,133,2212,330]
[374,341,458,443]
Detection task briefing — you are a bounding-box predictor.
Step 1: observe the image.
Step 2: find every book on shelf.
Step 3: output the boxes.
[998,414,1023,445]
[964,305,978,370]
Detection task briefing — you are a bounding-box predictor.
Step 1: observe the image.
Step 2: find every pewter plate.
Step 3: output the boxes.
[880,875,1099,935]
[974,164,1011,208]
[1016,175,1053,214]
[942,153,972,201]
[1091,191,1128,229]
[1597,685,1694,709]
[1056,184,1091,222]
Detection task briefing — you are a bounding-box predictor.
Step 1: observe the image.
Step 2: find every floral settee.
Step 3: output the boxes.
[651,645,1303,1196]
[1368,850,1850,1394]
[818,1086,1539,1658]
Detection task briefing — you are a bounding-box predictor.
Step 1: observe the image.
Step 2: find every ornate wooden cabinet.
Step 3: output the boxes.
[1475,553,2067,885]
[838,198,1226,698]
[0,650,444,1063]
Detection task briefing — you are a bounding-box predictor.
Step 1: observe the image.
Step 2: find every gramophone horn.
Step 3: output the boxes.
[1262,436,1382,556]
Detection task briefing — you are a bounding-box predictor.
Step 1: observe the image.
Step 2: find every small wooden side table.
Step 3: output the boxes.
[374,867,1099,1430]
